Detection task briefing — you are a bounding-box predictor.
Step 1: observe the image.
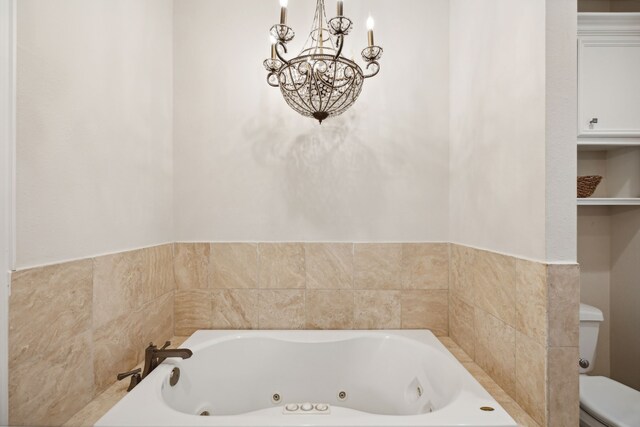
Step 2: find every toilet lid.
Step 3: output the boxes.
[580,376,640,427]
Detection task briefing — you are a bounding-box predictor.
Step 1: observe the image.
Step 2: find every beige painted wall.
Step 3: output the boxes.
[16,0,174,269]
[577,206,611,376]
[577,149,640,385]
[610,206,640,390]
[449,0,548,261]
[173,0,450,244]
[579,0,640,12]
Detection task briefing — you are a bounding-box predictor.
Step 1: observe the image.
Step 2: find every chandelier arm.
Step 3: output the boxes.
[363,61,380,79]
[324,72,357,111]
[312,63,330,112]
[275,41,291,65]
[266,72,279,87]
[286,65,315,113]
[334,35,345,60]
[281,77,314,114]
[309,71,320,112]
[337,78,363,115]
[321,60,339,112]
[327,77,357,113]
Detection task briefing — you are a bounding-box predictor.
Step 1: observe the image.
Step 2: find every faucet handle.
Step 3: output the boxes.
[117,368,142,392]
[161,340,171,350]
[117,368,141,381]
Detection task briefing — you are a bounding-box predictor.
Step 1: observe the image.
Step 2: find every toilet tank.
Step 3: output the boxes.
[579,303,604,374]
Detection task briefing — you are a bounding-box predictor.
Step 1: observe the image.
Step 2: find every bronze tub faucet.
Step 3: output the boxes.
[117,341,192,392]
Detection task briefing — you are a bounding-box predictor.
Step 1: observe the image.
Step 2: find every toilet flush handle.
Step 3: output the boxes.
[579,359,590,369]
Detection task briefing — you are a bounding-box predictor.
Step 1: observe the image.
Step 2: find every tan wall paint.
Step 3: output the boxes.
[579,0,640,12]
[449,0,548,261]
[173,0,450,244]
[610,207,640,390]
[577,206,611,377]
[16,0,174,269]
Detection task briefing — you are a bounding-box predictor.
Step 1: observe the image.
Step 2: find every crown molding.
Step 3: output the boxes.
[578,12,640,36]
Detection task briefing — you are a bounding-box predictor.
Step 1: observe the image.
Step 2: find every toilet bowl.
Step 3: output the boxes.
[579,303,640,427]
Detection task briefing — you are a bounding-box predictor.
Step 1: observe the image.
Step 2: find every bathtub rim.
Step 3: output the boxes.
[95,329,518,427]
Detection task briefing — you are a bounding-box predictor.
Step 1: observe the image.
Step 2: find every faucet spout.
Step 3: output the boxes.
[156,348,193,361]
[141,341,193,379]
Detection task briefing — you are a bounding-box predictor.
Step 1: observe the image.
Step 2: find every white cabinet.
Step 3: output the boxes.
[578,14,640,137]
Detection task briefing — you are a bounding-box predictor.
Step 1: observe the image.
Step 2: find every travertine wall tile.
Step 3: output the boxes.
[547,264,580,347]
[10,242,576,427]
[258,290,305,329]
[174,243,210,290]
[93,249,145,329]
[474,308,516,397]
[401,243,449,289]
[143,244,175,301]
[9,245,177,427]
[306,290,354,329]
[354,290,401,329]
[450,244,476,304]
[9,259,93,365]
[438,337,473,362]
[516,259,548,345]
[305,243,353,289]
[515,332,547,425]
[143,291,175,347]
[448,244,579,426]
[461,362,513,404]
[175,290,212,335]
[449,293,475,358]
[211,289,259,329]
[500,401,541,427]
[400,290,448,335]
[9,332,94,427]
[354,244,402,290]
[258,243,305,289]
[473,250,516,327]
[211,243,258,289]
[93,309,144,394]
[547,346,579,427]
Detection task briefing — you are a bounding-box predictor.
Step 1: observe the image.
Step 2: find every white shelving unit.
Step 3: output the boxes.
[577,198,640,206]
[578,140,640,152]
[577,13,640,389]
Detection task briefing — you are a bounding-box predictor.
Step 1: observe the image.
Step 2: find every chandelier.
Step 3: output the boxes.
[263,0,383,124]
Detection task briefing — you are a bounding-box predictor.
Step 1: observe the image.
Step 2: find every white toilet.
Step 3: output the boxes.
[579,303,640,427]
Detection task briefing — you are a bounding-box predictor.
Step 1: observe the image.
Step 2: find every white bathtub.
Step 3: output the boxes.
[96,330,517,427]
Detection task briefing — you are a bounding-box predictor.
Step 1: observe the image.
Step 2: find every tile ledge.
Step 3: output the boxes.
[63,336,189,427]
[438,337,541,427]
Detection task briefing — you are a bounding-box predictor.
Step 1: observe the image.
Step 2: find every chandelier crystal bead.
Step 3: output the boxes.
[263,0,383,124]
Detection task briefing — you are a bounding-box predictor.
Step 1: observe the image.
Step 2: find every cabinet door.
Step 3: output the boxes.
[578,36,640,137]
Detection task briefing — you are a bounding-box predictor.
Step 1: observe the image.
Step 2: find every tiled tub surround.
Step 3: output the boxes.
[449,244,580,427]
[173,243,450,334]
[8,244,176,427]
[7,242,578,427]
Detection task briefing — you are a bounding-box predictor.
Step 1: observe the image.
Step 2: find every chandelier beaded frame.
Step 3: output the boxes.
[263,0,383,123]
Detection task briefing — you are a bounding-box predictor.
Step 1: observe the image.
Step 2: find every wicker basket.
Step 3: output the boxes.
[577,175,602,198]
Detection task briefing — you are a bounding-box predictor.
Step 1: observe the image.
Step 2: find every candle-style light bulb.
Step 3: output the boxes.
[270,35,277,59]
[337,0,344,17]
[280,0,288,25]
[367,15,375,46]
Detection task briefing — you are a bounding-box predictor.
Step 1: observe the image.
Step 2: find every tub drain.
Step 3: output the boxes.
[272,393,281,403]
[338,391,347,401]
[480,406,495,412]
[200,411,210,416]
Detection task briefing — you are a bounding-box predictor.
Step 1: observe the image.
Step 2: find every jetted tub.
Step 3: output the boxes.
[96,330,517,426]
